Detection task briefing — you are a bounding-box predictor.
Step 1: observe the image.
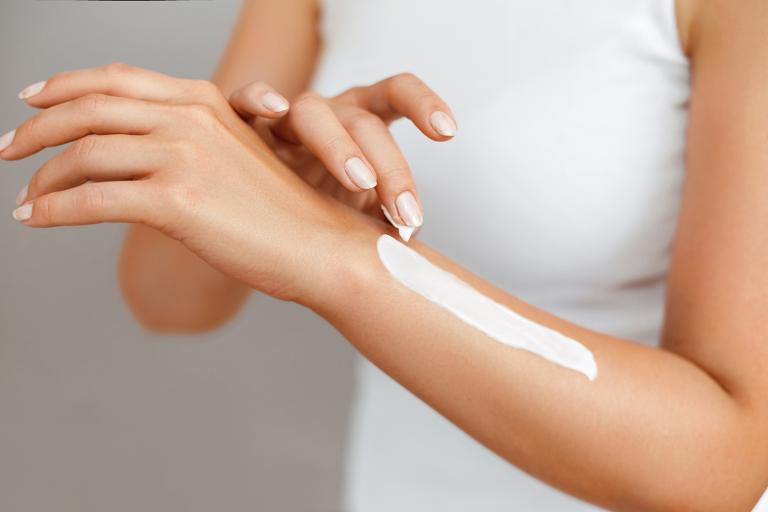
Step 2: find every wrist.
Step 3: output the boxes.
[294,213,391,318]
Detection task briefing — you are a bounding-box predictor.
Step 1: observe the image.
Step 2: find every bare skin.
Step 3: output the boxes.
[118,0,320,331]
[119,0,457,331]
[4,0,768,510]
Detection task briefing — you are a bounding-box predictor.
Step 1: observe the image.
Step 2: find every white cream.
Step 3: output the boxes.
[376,235,598,380]
[381,205,417,242]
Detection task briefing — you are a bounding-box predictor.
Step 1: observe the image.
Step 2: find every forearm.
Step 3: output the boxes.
[119,225,250,332]
[308,223,767,511]
[212,0,320,98]
[118,0,320,331]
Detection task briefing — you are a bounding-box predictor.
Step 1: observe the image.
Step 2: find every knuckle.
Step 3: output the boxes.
[337,86,364,103]
[182,103,221,129]
[172,139,203,163]
[77,93,110,112]
[163,182,202,214]
[103,61,134,75]
[414,90,442,108]
[378,164,412,181]
[34,197,52,224]
[291,91,324,112]
[78,184,106,212]
[319,134,346,155]
[392,72,422,89]
[69,134,100,161]
[19,112,41,138]
[344,110,382,133]
[46,70,69,88]
[192,79,225,104]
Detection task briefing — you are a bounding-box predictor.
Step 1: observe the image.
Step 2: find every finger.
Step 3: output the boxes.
[229,81,290,120]
[338,72,457,140]
[0,94,165,161]
[19,134,164,205]
[340,107,423,229]
[274,92,378,191]
[17,62,218,110]
[12,181,158,227]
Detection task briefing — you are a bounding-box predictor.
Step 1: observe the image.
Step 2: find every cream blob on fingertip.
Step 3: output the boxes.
[376,234,598,380]
[18,80,46,100]
[381,205,417,242]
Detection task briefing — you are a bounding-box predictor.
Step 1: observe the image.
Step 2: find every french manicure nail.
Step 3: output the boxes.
[429,111,457,137]
[12,203,32,221]
[261,92,289,113]
[345,157,377,190]
[18,80,47,100]
[15,185,28,206]
[395,191,423,227]
[0,129,16,153]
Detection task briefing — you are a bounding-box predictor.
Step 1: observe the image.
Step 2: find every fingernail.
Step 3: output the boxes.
[429,111,457,137]
[344,157,377,190]
[18,80,47,100]
[15,185,28,206]
[261,92,289,113]
[12,203,32,222]
[0,129,16,153]
[395,191,423,227]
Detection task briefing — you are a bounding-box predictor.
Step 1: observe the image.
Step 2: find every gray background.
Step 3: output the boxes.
[0,2,355,511]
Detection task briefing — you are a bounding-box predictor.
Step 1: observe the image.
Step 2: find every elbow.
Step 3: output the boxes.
[118,272,249,335]
[121,283,244,334]
[660,483,764,512]
[601,401,768,512]
[651,481,765,512]
[126,304,234,334]
[633,424,768,512]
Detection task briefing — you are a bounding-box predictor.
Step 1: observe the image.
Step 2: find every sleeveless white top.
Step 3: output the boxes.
[314,1,764,510]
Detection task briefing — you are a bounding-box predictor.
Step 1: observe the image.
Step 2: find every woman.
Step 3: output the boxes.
[3,0,768,510]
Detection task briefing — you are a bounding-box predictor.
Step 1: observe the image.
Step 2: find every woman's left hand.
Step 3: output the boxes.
[226,74,457,234]
[2,63,370,303]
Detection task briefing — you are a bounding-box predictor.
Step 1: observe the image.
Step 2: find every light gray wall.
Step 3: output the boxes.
[0,2,355,511]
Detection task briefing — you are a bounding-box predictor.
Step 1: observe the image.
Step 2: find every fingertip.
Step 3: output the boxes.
[380,204,417,242]
[18,80,47,101]
[12,202,33,222]
[429,111,457,138]
[344,157,377,190]
[261,91,290,116]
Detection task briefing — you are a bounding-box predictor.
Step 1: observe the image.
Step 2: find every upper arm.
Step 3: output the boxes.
[212,0,321,98]
[663,0,768,410]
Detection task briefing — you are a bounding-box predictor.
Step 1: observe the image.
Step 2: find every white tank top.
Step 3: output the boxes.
[312,2,752,510]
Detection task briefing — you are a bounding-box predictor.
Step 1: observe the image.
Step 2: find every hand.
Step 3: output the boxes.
[226,74,457,233]
[2,63,368,303]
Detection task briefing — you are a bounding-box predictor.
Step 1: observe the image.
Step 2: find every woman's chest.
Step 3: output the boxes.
[315,0,690,297]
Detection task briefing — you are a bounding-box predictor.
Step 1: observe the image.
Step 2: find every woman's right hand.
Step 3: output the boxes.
[226,74,457,234]
[4,63,376,305]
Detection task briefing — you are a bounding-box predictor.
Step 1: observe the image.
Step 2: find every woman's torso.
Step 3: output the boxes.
[313,1,690,510]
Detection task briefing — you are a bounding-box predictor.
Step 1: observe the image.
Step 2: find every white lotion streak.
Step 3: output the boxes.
[376,235,598,380]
